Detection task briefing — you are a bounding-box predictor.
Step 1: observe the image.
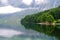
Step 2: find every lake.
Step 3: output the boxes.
[0,12,59,40]
[0,22,59,40]
[0,27,58,40]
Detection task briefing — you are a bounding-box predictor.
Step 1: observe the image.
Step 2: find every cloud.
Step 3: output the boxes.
[0,5,25,14]
[22,0,32,5]
[0,0,9,6]
[1,0,8,4]
[35,0,49,5]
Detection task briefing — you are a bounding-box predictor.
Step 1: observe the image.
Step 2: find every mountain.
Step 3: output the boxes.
[0,9,39,27]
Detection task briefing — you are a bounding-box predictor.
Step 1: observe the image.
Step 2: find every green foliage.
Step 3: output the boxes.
[36,13,54,23]
[21,6,60,39]
[21,6,60,23]
[21,22,60,38]
[56,19,60,23]
[21,6,60,33]
[49,8,60,19]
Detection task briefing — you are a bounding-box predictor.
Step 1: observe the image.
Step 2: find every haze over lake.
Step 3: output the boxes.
[0,0,60,40]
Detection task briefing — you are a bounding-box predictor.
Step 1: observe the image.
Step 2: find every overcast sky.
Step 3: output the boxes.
[0,0,49,5]
[0,0,60,14]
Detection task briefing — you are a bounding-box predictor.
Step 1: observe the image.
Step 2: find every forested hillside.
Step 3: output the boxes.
[21,6,60,28]
[21,6,60,23]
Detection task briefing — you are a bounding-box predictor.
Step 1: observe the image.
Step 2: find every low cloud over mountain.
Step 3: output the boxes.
[8,0,60,8]
[0,0,60,13]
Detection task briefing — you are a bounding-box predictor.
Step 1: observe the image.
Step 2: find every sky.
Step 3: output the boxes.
[22,0,32,5]
[22,0,48,5]
[0,0,34,14]
[0,0,60,14]
[0,0,25,14]
[0,5,24,14]
[35,0,48,5]
[1,0,8,3]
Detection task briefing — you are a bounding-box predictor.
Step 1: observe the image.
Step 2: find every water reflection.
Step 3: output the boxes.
[0,25,59,40]
[22,23,60,40]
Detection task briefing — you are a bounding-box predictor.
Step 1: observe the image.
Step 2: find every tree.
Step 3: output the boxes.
[36,13,55,23]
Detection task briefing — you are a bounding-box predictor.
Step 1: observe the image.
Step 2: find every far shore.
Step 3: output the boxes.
[37,23,60,25]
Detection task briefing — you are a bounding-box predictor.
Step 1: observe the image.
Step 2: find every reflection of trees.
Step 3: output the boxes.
[23,23,55,34]
[22,23,60,39]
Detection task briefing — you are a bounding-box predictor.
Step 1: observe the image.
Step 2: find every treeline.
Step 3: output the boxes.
[21,6,60,24]
[21,6,60,38]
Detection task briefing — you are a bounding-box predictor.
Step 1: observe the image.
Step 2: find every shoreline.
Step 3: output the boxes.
[36,23,56,25]
[37,23,60,25]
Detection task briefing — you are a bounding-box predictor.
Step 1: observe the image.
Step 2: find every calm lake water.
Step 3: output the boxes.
[0,12,60,40]
[0,26,59,40]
